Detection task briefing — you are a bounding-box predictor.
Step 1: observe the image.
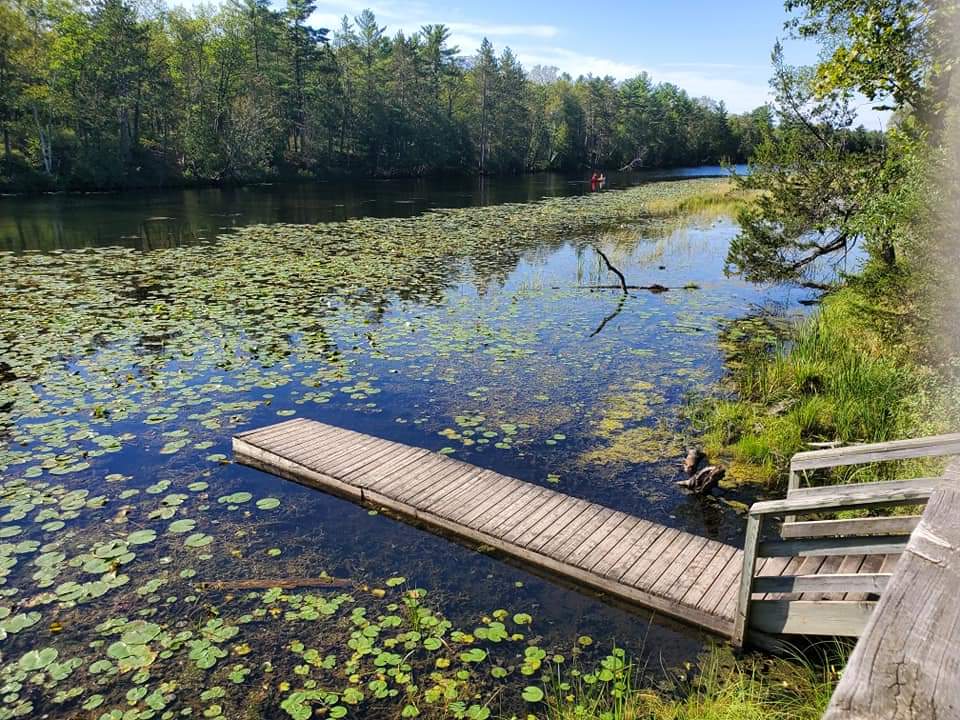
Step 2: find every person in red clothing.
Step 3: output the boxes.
[590,171,600,190]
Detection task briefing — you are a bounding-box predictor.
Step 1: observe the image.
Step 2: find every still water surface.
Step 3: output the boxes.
[0,168,804,718]
[0,167,745,252]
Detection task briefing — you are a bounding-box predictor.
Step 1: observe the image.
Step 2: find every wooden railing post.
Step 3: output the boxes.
[785,464,800,526]
[732,512,762,646]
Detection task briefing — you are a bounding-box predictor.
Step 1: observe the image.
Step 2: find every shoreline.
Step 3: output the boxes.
[0,164,743,200]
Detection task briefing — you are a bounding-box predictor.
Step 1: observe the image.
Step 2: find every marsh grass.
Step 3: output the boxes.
[642,181,759,221]
[538,644,843,720]
[693,281,951,487]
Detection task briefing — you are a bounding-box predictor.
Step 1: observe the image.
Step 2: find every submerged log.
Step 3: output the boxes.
[676,465,725,494]
[200,576,352,591]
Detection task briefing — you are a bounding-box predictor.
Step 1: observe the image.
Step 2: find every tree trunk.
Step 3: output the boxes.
[33,106,53,175]
[880,241,896,266]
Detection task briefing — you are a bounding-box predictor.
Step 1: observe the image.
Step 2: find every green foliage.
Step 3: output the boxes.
[695,284,943,486]
[0,0,769,190]
[701,0,957,488]
[728,0,956,285]
[728,41,893,283]
[540,645,843,720]
[786,0,954,123]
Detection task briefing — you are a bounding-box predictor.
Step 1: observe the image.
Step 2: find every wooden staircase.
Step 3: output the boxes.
[735,432,960,646]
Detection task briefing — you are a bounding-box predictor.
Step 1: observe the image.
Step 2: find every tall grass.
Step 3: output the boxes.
[538,645,842,720]
[642,181,759,220]
[694,282,945,487]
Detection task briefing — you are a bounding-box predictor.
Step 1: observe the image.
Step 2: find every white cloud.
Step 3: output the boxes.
[444,21,559,39]
[506,46,771,113]
[650,68,771,111]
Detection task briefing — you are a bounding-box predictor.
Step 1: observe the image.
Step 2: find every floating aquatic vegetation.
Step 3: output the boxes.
[0,179,811,718]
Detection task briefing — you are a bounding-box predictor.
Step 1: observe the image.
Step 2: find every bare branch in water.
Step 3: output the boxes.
[594,246,629,294]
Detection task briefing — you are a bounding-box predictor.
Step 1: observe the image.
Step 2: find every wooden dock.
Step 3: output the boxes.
[233,419,743,635]
[234,419,939,640]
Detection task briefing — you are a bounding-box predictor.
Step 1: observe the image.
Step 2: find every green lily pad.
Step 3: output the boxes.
[184,533,213,548]
[168,519,196,534]
[19,647,58,671]
[127,529,157,545]
[522,686,544,702]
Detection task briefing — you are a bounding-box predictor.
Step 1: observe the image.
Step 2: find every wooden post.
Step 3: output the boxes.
[784,465,800,527]
[732,513,762,646]
[824,469,959,719]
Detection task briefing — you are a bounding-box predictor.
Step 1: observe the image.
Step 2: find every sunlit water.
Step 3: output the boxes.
[0,173,808,719]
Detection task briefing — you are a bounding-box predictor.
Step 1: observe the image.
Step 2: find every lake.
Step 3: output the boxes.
[0,166,746,253]
[0,169,807,720]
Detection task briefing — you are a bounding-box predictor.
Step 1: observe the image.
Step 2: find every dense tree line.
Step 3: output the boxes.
[0,0,791,190]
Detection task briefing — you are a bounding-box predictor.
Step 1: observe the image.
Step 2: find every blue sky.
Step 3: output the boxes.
[307,0,819,113]
[180,0,889,126]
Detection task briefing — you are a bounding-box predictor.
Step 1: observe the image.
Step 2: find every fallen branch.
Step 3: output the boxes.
[200,576,352,591]
[594,247,628,294]
[580,284,670,293]
[801,280,835,291]
[675,465,725,494]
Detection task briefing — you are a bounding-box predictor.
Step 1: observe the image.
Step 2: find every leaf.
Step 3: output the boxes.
[522,686,544,702]
[127,529,157,545]
[19,647,58,671]
[184,533,213,548]
[168,519,196,534]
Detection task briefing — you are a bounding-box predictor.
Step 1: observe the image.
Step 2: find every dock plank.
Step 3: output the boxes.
[234,419,747,637]
[539,505,609,559]
[577,513,643,571]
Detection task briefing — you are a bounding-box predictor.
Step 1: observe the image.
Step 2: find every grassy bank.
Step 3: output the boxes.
[535,645,842,720]
[692,267,952,488]
[642,180,758,220]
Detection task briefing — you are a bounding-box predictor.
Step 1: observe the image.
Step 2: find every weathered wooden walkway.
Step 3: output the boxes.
[234,418,932,640]
[824,460,960,719]
[234,419,743,634]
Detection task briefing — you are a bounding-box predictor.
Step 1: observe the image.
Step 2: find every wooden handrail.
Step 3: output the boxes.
[790,432,960,471]
[785,431,959,526]
[734,462,953,646]
[751,477,944,516]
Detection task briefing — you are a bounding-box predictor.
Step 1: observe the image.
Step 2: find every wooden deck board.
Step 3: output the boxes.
[620,528,681,586]
[400,467,474,509]
[477,484,548,534]
[596,522,663,580]
[665,539,724,603]
[538,505,609,558]
[233,419,745,637]
[681,545,738,608]
[523,498,591,550]
[574,514,637,571]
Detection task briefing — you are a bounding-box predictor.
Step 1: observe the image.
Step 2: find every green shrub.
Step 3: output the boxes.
[696,283,944,488]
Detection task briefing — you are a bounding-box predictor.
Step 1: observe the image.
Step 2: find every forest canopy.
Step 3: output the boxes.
[0,0,871,190]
